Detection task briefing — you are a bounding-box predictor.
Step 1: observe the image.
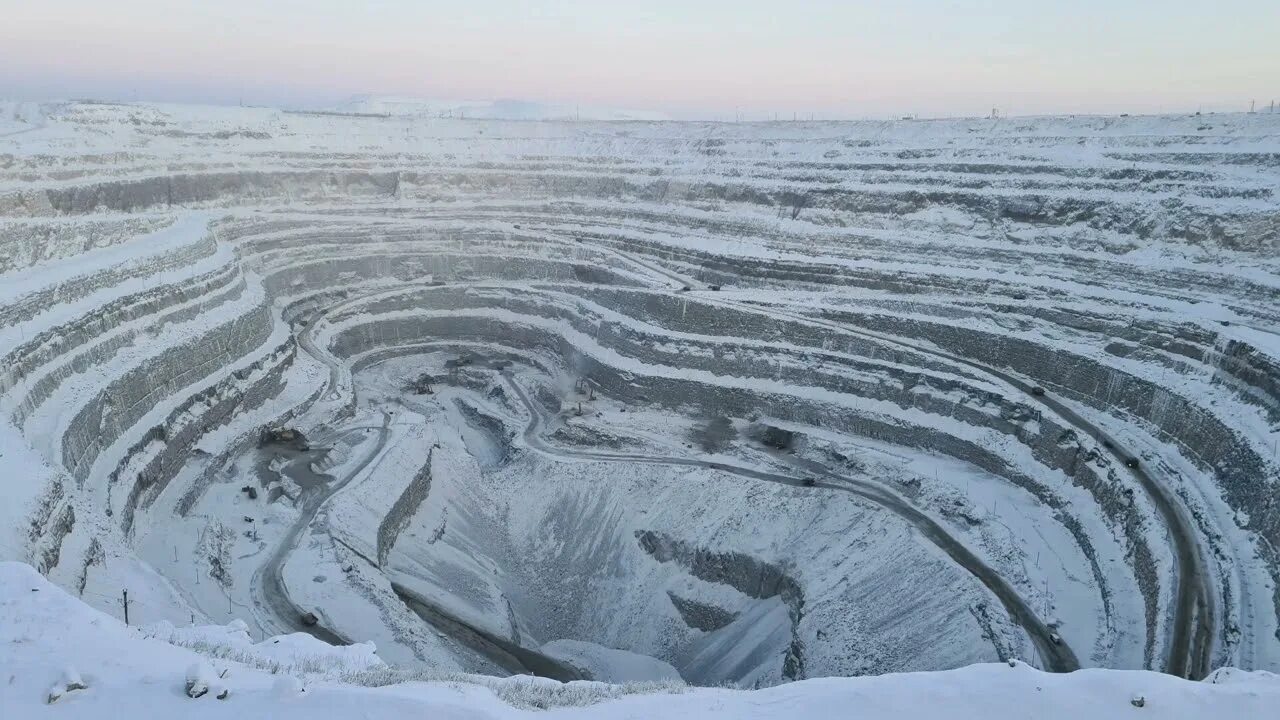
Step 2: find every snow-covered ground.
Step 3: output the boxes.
[4,562,1278,719]
[1,99,1278,707]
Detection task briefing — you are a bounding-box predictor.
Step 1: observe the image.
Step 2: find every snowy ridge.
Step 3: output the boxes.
[0,101,1278,702]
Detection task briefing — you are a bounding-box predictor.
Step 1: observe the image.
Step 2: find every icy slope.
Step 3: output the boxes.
[3,562,1277,719]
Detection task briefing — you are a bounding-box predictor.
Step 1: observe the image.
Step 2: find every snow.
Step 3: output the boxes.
[3,562,1276,719]
[0,213,208,305]
[149,620,383,676]
[2,99,1279,709]
[540,639,684,683]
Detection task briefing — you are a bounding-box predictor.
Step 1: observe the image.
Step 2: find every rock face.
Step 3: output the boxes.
[1,102,1279,686]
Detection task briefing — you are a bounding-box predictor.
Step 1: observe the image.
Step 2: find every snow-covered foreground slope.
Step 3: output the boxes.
[4,562,1277,719]
[1,101,1279,694]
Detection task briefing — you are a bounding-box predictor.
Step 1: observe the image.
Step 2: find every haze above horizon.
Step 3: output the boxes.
[1,0,1276,119]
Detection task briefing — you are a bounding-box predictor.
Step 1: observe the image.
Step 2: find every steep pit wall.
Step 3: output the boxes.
[325,302,1152,655]
[110,339,299,534]
[6,163,1273,256]
[636,530,806,679]
[0,216,176,274]
[376,454,434,568]
[0,228,219,327]
[823,308,1280,638]
[60,301,275,483]
[6,265,246,425]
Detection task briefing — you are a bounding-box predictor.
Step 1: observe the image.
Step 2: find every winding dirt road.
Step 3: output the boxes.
[247,415,391,645]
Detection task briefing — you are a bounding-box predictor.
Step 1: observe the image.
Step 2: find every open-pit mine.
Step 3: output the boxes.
[2,102,1278,686]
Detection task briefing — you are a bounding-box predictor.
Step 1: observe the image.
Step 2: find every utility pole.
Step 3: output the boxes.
[122,589,130,626]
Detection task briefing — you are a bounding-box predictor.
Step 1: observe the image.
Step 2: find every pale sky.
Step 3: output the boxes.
[1,0,1277,118]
